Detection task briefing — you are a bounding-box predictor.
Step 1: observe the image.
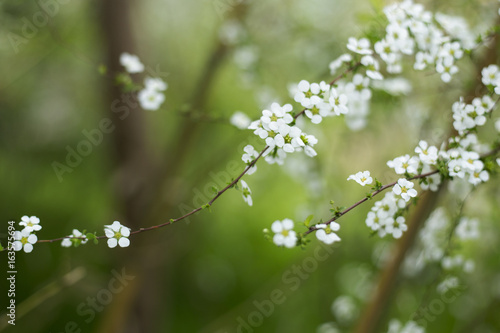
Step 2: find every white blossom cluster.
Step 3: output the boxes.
[247,102,320,166]
[12,216,41,253]
[367,91,498,238]
[417,208,449,263]
[325,0,480,131]
[403,208,478,280]
[379,0,468,83]
[366,192,407,239]
[256,0,499,248]
[386,319,425,333]
[119,52,168,111]
[443,66,499,185]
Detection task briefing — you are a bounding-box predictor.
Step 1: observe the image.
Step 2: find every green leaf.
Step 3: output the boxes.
[304,214,314,227]
[86,233,96,241]
[98,64,107,75]
[0,243,4,251]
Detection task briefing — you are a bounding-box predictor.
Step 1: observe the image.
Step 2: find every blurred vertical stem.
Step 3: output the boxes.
[353,188,444,333]
[97,1,249,332]
[353,25,499,333]
[99,0,158,332]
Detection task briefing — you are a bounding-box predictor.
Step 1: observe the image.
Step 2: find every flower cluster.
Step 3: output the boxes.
[386,319,425,333]
[452,95,495,136]
[13,216,41,253]
[404,208,478,278]
[365,192,407,239]
[294,80,349,124]
[104,221,131,248]
[247,102,319,166]
[138,77,168,111]
[378,1,467,83]
[119,52,144,73]
[119,52,168,111]
[316,222,341,245]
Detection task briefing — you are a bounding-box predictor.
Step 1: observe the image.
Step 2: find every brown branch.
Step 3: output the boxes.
[353,187,445,333]
[304,170,440,235]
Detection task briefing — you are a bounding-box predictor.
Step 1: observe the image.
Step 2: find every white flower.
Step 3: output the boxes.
[301,133,318,157]
[469,169,489,186]
[386,216,407,239]
[366,211,382,231]
[138,88,165,111]
[61,229,88,248]
[495,119,500,133]
[439,41,463,60]
[371,78,412,96]
[316,223,341,244]
[144,77,167,91]
[119,52,144,73]
[19,215,42,232]
[346,37,373,55]
[374,39,397,63]
[260,103,293,131]
[329,53,353,74]
[104,221,131,248]
[277,124,303,153]
[240,180,253,206]
[436,56,458,83]
[387,155,419,175]
[437,276,459,294]
[481,64,500,86]
[414,51,434,71]
[329,88,349,115]
[415,140,438,165]
[264,148,287,165]
[242,145,259,175]
[448,159,465,178]
[347,171,373,186]
[345,74,372,100]
[271,219,297,248]
[386,319,425,333]
[420,172,441,192]
[294,81,329,109]
[13,229,38,253]
[331,296,357,323]
[497,158,500,166]
[361,55,383,80]
[393,178,418,202]
[455,217,479,240]
[230,111,251,130]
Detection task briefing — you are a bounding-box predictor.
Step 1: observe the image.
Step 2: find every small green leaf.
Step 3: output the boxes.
[304,214,314,227]
[0,243,4,251]
[86,233,96,241]
[98,64,107,75]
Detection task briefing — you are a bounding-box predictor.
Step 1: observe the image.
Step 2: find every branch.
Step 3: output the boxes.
[304,170,439,235]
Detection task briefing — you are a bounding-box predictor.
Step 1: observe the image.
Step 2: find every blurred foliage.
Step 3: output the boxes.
[0,0,500,332]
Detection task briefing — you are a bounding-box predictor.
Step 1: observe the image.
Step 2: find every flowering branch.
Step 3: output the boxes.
[303,170,439,236]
